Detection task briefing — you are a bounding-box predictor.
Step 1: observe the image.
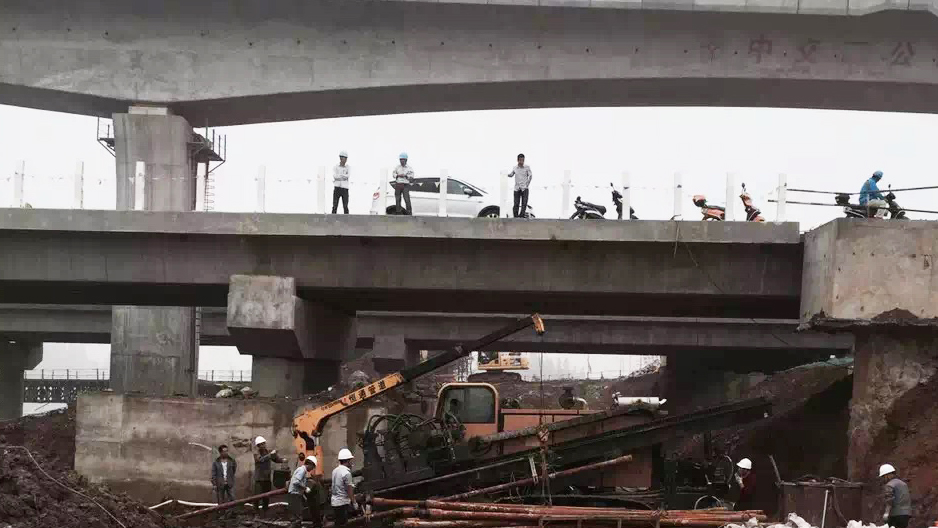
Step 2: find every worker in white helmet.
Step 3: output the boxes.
[288,455,318,528]
[331,448,356,526]
[253,435,285,513]
[734,458,756,512]
[332,151,351,214]
[879,464,911,528]
[391,153,414,214]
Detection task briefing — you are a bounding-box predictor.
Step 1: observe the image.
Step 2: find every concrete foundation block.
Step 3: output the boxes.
[801,219,938,323]
[227,275,355,360]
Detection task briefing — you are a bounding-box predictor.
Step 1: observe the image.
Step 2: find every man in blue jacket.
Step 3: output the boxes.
[859,171,888,217]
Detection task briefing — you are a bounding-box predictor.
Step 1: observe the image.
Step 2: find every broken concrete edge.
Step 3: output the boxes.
[799,309,938,335]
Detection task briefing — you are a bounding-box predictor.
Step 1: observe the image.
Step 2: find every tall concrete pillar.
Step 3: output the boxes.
[801,219,938,481]
[0,341,43,420]
[227,275,355,397]
[110,108,199,397]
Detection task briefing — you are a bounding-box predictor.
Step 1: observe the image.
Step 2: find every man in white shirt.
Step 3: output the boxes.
[392,153,415,214]
[332,151,351,214]
[331,448,356,526]
[508,153,532,218]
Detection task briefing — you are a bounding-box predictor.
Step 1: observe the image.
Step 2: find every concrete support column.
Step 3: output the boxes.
[847,332,938,480]
[800,219,938,481]
[227,275,355,397]
[371,334,420,375]
[252,357,341,398]
[0,341,42,420]
[110,109,199,397]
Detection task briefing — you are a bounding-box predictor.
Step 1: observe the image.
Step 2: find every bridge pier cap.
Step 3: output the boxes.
[800,218,938,481]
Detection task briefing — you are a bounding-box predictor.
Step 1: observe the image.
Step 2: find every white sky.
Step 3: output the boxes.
[4,103,938,382]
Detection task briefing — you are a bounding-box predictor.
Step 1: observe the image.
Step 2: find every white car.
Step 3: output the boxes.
[371,176,532,218]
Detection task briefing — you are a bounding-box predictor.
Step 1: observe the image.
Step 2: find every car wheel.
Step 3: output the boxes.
[478,207,500,218]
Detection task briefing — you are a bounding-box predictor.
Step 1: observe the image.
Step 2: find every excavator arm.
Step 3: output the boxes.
[292,314,545,465]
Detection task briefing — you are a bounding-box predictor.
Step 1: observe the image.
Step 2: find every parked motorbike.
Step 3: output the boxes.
[835,192,907,219]
[739,184,765,222]
[570,197,607,219]
[692,184,764,222]
[691,195,726,221]
[610,183,638,220]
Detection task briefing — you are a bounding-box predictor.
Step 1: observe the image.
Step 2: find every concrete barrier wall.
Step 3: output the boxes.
[75,393,386,505]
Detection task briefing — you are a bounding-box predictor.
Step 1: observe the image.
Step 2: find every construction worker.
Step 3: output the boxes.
[331,448,356,526]
[332,151,351,214]
[734,458,756,512]
[508,153,532,218]
[288,456,318,528]
[210,444,237,507]
[253,436,285,513]
[879,464,911,528]
[392,153,414,214]
[859,171,888,218]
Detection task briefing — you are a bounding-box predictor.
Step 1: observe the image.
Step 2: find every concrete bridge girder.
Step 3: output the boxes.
[3,2,938,124]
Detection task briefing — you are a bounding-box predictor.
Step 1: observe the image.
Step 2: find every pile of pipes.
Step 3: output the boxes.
[370,499,766,528]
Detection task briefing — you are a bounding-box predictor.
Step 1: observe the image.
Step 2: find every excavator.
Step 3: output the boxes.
[292,314,547,472]
[470,351,530,382]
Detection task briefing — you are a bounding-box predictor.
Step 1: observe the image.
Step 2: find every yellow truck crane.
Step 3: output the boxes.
[292,314,546,468]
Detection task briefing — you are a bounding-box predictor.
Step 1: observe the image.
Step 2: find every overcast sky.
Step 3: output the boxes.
[4,103,938,385]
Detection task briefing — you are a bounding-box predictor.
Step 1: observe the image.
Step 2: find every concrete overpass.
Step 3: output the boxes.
[0,209,803,318]
[5,1,938,124]
[0,304,852,358]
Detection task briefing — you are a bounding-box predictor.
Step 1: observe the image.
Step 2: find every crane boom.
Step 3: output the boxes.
[292,314,544,462]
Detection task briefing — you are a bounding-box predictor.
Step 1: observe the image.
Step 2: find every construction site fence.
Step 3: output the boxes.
[23,369,252,383]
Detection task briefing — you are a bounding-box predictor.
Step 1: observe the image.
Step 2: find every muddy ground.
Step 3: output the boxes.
[5,357,936,527]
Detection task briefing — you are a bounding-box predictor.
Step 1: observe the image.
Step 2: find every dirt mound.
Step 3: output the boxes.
[0,407,181,528]
[866,375,938,528]
[672,361,854,518]
[0,406,76,470]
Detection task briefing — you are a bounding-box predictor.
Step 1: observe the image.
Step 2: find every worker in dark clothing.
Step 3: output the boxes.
[253,435,286,513]
[879,464,911,528]
[734,458,756,512]
[210,444,237,519]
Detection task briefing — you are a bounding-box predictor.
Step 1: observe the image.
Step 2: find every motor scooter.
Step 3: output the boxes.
[835,192,906,219]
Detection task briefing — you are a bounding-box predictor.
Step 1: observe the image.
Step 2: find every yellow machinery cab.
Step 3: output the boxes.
[434,382,655,488]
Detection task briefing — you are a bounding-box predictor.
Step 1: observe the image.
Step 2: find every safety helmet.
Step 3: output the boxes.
[879,464,896,477]
[338,448,355,461]
[737,458,753,470]
[305,455,318,466]
[399,152,408,160]
[254,436,266,446]
[339,151,348,158]
[873,171,884,179]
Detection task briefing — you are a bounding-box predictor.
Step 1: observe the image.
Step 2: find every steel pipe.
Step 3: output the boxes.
[439,455,633,501]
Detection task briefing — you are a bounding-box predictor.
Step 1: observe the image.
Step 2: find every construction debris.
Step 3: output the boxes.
[368,499,766,528]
